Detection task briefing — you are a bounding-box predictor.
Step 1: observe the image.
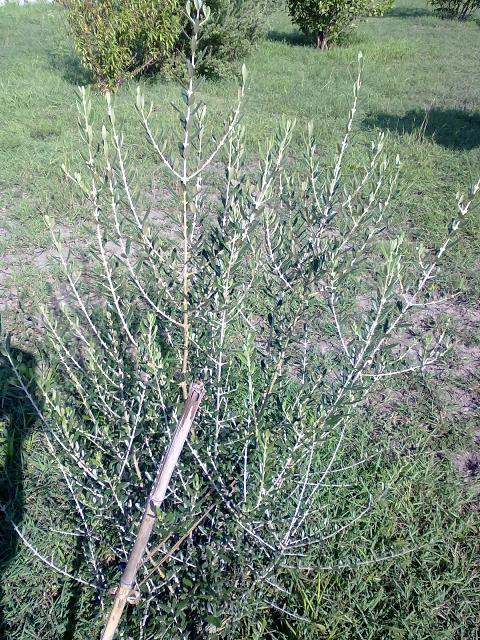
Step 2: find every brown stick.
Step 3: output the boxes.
[138,502,215,588]
[101,381,205,640]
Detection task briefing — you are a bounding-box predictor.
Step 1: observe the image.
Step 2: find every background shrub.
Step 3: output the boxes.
[59,0,182,91]
[286,0,394,48]
[189,0,270,77]
[427,0,480,17]
[60,0,269,89]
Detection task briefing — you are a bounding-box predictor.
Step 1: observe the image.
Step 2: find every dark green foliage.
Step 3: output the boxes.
[59,0,182,91]
[192,0,270,77]
[286,0,394,48]
[59,0,268,88]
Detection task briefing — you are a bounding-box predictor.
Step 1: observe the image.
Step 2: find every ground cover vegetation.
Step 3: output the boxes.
[0,0,479,638]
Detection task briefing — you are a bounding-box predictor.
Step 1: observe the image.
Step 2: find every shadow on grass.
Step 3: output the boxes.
[267,29,313,47]
[363,108,480,150]
[0,346,37,637]
[267,28,368,48]
[385,6,435,18]
[48,50,92,87]
[386,5,480,22]
[0,340,89,639]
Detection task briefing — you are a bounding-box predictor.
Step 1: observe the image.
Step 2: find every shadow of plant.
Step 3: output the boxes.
[267,26,369,48]
[0,346,37,637]
[386,4,480,21]
[362,108,480,150]
[267,29,313,46]
[385,5,435,18]
[48,50,92,87]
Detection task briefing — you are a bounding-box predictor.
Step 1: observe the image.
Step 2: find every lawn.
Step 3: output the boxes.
[0,0,479,308]
[0,1,479,638]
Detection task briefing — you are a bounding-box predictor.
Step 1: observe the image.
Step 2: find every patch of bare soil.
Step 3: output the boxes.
[368,296,480,498]
[453,449,480,513]
[453,450,480,479]
[0,223,75,313]
[0,189,180,328]
[378,298,480,419]
[424,299,480,417]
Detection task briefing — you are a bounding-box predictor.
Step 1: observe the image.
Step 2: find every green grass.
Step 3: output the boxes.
[0,0,479,303]
[1,2,480,638]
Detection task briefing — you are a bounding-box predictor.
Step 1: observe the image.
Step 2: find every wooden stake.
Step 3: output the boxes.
[101,381,205,640]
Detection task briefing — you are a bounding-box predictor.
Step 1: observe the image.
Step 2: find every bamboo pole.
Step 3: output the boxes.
[101,381,205,640]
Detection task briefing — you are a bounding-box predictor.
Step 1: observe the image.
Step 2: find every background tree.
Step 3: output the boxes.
[185,0,270,77]
[59,0,182,91]
[287,0,393,49]
[60,0,269,90]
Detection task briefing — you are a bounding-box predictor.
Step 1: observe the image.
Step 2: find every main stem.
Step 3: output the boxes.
[316,31,328,49]
[101,382,205,640]
[179,29,198,401]
[181,185,190,400]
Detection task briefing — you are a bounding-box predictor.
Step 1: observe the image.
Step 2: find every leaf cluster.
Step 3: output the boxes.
[286,0,394,48]
[59,0,182,91]
[60,0,269,91]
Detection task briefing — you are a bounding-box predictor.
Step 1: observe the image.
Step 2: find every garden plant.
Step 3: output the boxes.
[286,0,393,48]
[60,0,268,90]
[58,0,182,91]
[2,0,480,638]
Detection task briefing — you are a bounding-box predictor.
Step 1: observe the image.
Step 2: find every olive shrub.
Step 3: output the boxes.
[4,1,479,637]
